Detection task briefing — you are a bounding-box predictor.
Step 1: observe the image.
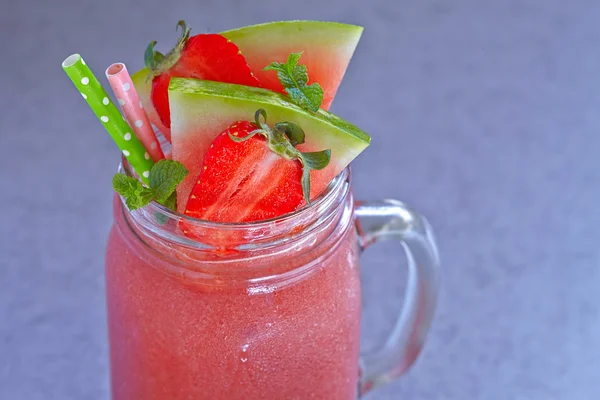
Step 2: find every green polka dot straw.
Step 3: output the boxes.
[62,54,154,184]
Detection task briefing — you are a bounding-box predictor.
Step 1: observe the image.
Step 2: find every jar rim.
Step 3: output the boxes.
[120,157,350,229]
[117,158,352,253]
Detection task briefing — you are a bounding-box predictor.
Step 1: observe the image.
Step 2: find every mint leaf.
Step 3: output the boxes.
[113,160,188,212]
[149,160,188,203]
[134,189,154,210]
[112,174,154,210]
[162,191,177,211]
[112,174,142,197]
[286,86,324,112]
[290,60,307,86]
[264,52,324,112]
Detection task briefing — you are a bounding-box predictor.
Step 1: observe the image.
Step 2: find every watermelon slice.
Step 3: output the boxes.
[169,78,370,212]
[131,68,171,142]
[221,21,363,110]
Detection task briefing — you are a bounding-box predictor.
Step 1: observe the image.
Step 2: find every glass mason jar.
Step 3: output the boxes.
[105,164,440,400]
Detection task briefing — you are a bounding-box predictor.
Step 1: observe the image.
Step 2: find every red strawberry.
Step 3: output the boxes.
[183,121,303,224]
[181,109,331,228]
[145,21,261,128]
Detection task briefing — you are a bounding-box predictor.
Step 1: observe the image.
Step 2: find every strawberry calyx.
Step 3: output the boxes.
[144,20,191,79]
[231,109,331,203]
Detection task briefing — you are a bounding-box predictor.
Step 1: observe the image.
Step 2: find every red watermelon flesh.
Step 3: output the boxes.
[222,21,363,110]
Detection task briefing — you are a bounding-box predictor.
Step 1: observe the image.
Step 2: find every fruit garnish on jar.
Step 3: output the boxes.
[107,20,369,232]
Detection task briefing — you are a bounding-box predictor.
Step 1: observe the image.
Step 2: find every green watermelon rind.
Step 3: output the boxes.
[221,20,364,46]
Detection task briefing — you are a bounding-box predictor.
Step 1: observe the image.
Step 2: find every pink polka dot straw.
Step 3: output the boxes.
[106,63,165,162]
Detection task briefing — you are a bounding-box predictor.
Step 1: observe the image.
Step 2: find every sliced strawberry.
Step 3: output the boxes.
[146,21,261,128]
[180,110,331,234]
[183,120,304,224]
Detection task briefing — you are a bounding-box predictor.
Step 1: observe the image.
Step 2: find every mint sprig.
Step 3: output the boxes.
[113,160,188,211]
[264,53,324,113]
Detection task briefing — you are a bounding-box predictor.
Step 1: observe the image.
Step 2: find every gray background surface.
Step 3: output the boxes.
[2,0,600,399]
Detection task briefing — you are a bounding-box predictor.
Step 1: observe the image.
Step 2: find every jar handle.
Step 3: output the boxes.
[355,199,441,395]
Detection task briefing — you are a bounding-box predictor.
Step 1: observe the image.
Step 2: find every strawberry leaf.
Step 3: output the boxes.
[299,149,331,203]
[301,167,312,204]
[253,108,270,131]
[274,122,305,146]
[144,41,165,71]
[302,150,331,171]
[144,20,191,77]
[264,52,324,112]
[227,109,331,204]
[229,131,259,143]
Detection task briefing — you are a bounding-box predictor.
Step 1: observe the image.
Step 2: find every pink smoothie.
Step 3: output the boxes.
[105,196,362,399]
